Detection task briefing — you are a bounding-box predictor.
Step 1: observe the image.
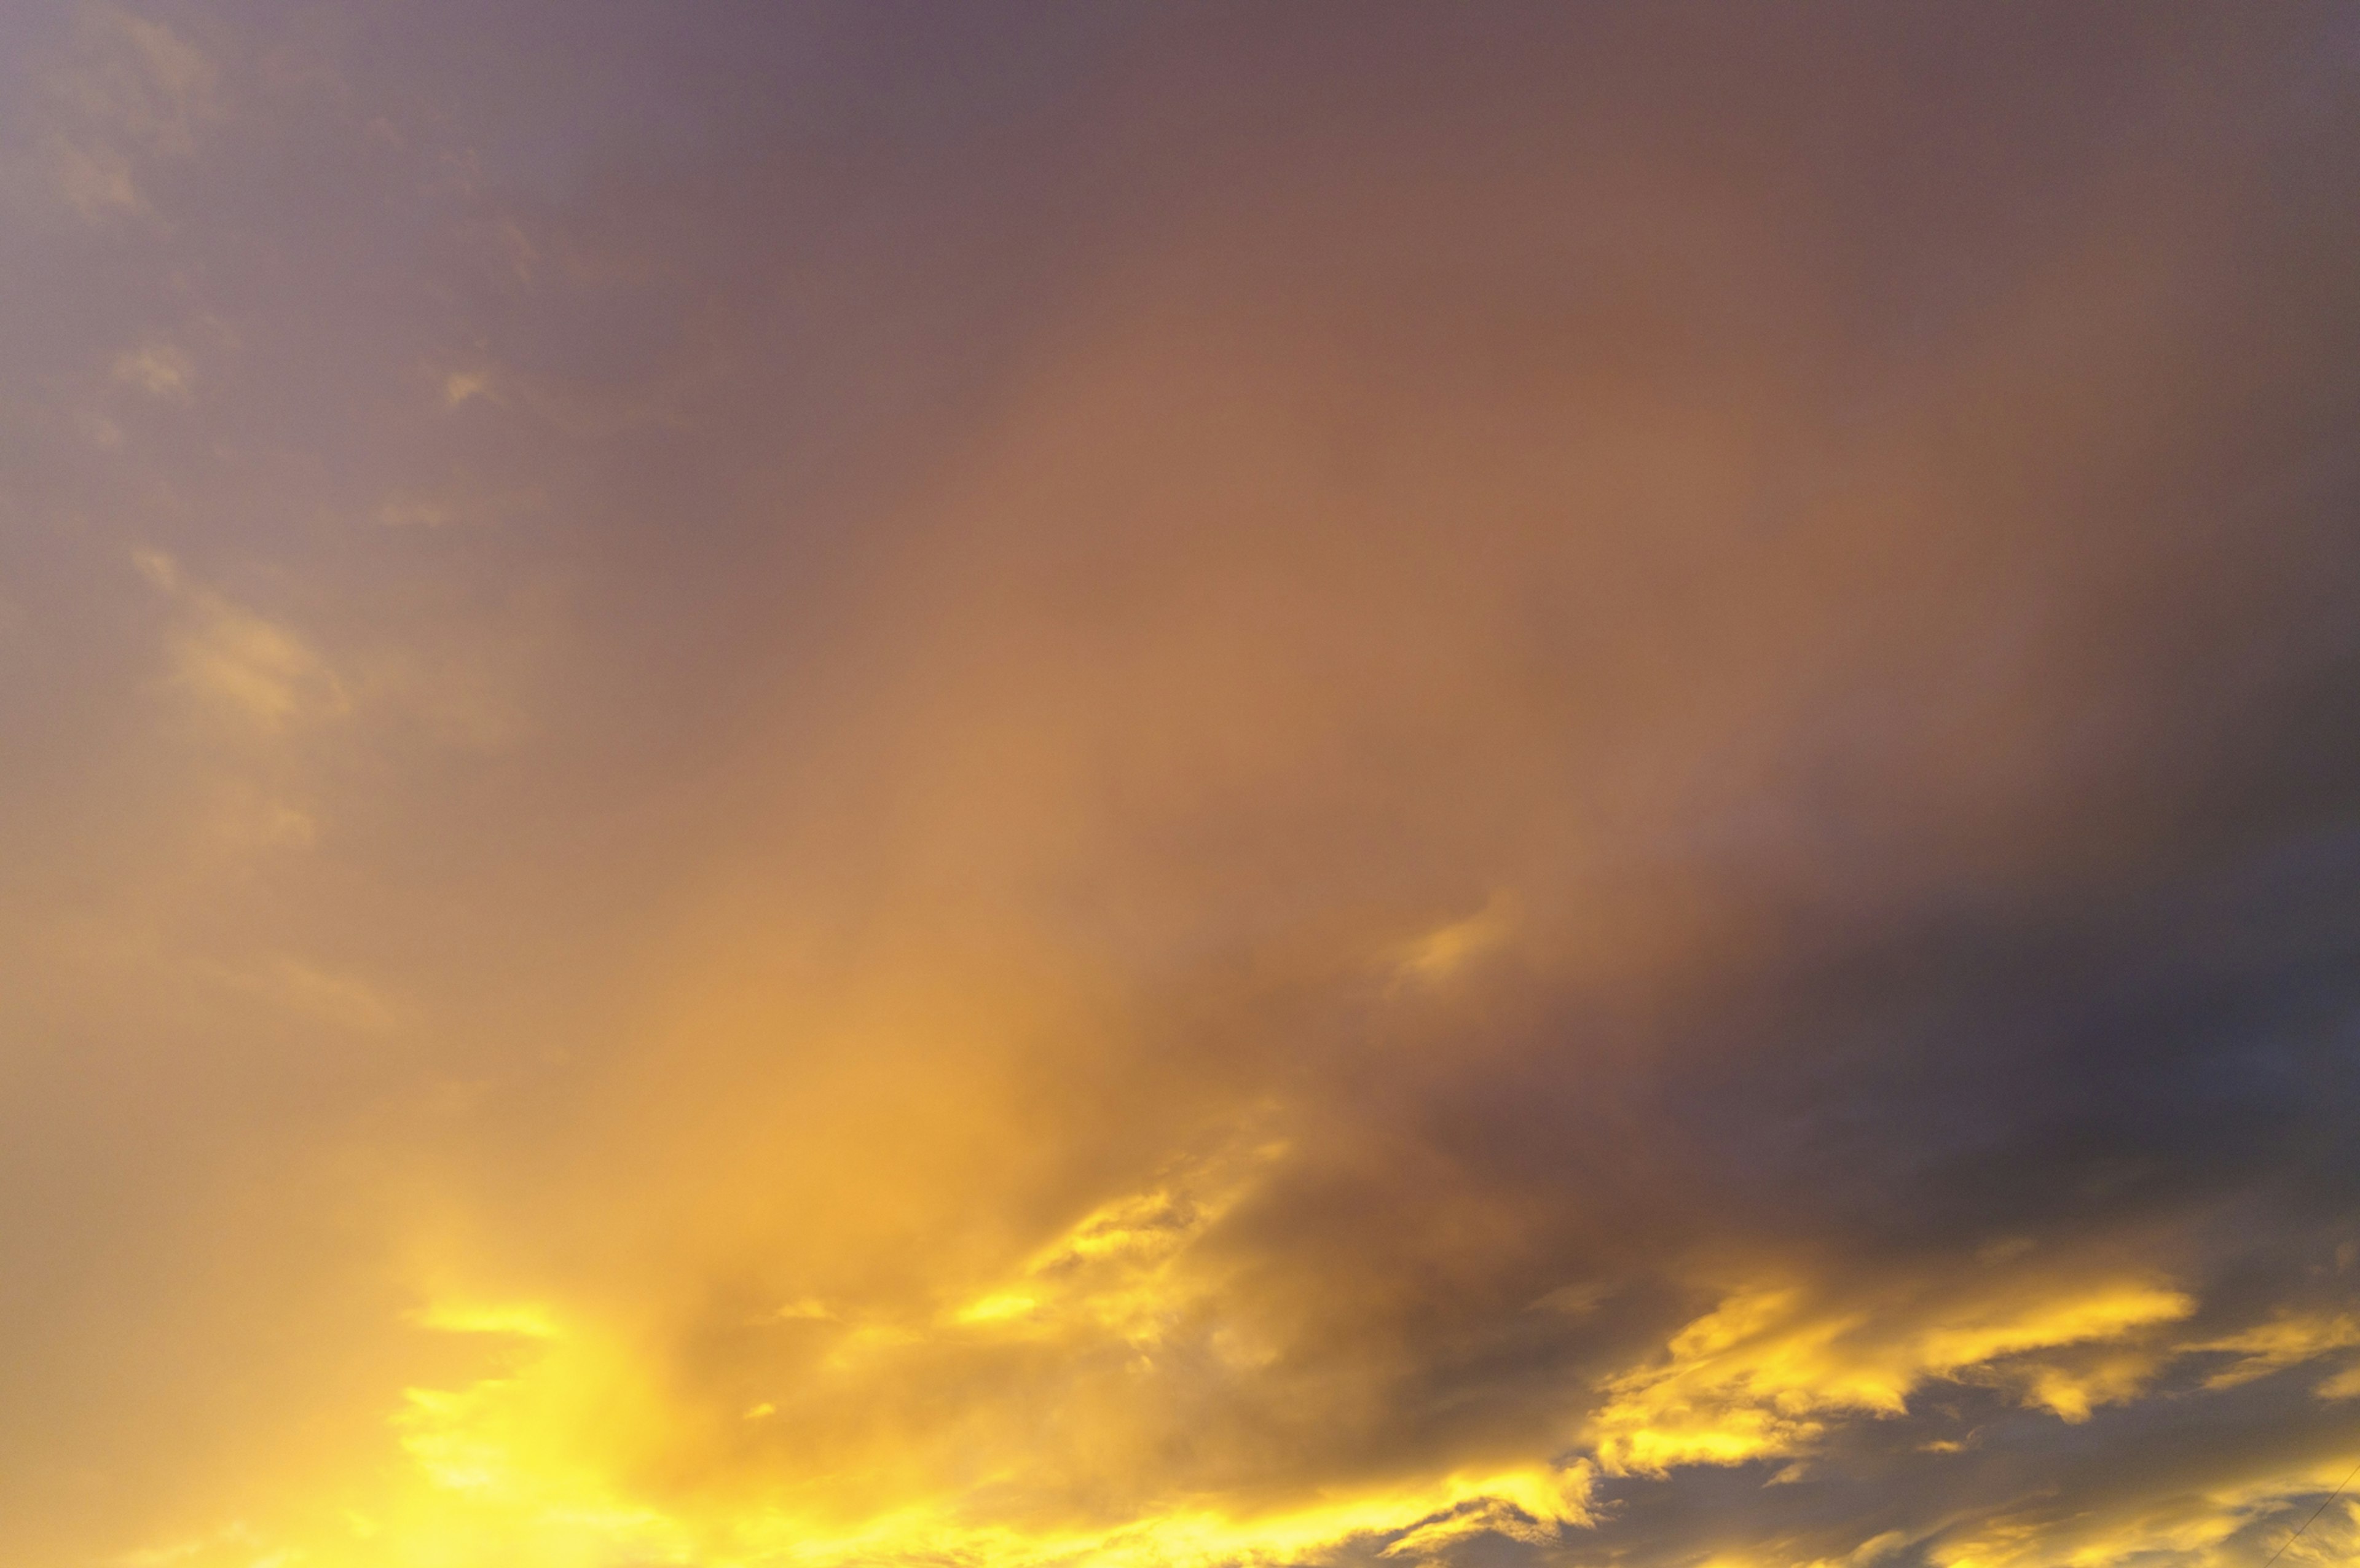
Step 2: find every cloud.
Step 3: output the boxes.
[42,130,140,216]
[1930,1460,2360,1568]
[112,340,194,399]
[1589,1275,2196,1476]
[439,369,496,408]
[1388,891,1518,988]
[7,8,2360,1568]
[165,592,344,729]
[197,952,398,1035]
[32,4,218,218]
[2193,1313,2360,1392]
[136,550,348,731]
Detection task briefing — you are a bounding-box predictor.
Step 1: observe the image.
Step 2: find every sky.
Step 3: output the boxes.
[3,4,2360,1567]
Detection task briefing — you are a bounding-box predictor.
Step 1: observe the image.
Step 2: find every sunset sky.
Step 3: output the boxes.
[4,6,2360,1567]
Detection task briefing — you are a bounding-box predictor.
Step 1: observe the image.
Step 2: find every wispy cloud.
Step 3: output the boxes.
[33,4,217,218]
[135,550,348,732]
